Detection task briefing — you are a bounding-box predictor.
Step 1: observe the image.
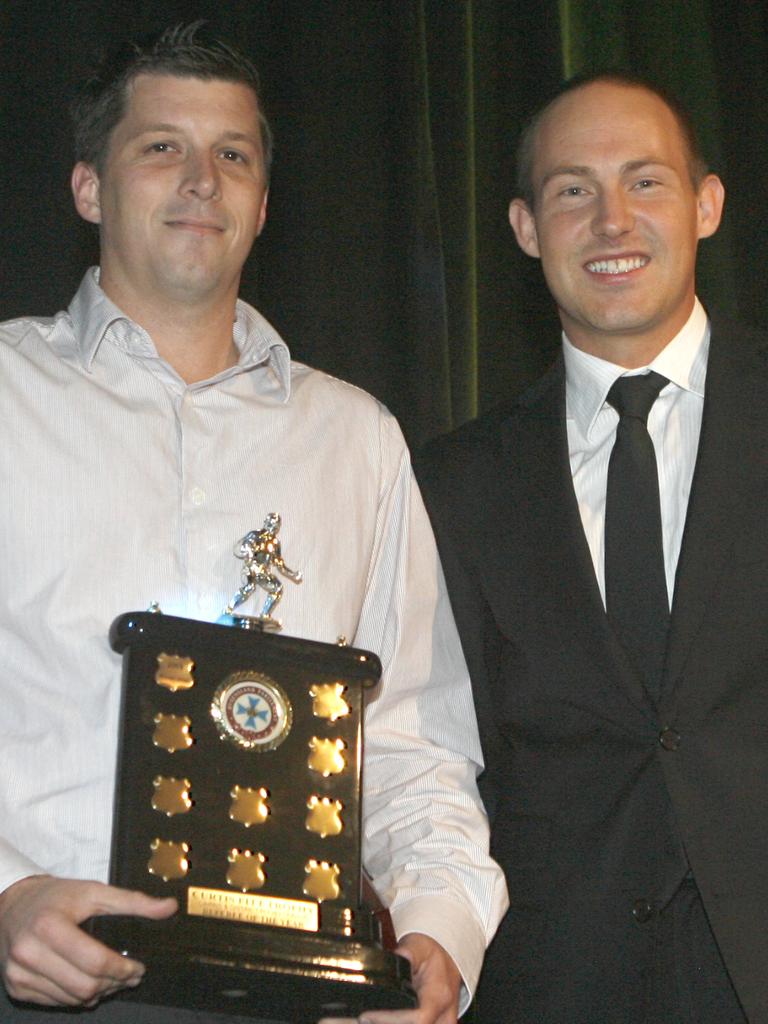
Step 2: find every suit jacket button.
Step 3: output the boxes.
[632,899,654,923]
[659,727,681,751]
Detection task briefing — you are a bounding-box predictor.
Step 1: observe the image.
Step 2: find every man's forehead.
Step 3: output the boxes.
[122,72,258,111]
[112,73,262,142]
[531,82,687,177]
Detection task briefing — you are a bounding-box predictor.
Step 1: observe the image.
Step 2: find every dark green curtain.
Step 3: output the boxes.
[252,0,564,444]
[1,0,766,450]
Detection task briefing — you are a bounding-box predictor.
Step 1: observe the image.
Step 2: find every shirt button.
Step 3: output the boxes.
[632,899,654,923]
[190,487,206,506]
[659,728,681,751]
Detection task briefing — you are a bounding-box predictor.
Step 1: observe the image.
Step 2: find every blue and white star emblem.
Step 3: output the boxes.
[211,671,293,751]
[235,695,270,729]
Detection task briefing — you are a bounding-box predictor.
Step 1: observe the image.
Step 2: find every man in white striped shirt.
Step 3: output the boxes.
[0,23,506,1024]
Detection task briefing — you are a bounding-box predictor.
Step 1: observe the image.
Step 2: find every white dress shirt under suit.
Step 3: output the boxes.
[565,298,708,607]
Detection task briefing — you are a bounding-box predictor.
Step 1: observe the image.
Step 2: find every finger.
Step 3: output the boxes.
[357,1012,419,1024]
[5,940,134,1007]
[38,911,146,988]
[86,885,177,921]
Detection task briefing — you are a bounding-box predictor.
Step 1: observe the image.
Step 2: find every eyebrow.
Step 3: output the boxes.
[129,125,260,147]
[540,158,674,191]
[540,165,591,190]
[131,123,181,138]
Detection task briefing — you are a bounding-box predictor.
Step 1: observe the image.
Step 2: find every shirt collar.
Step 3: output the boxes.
[563,297,710,441]
[66,267,292,399]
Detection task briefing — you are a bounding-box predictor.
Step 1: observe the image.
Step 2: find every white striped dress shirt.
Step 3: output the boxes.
[0,269,507,1005]
[564,299,709,608]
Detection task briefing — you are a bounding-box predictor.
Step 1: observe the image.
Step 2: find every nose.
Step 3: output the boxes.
[180,151,221,202]
[591,186,634,239]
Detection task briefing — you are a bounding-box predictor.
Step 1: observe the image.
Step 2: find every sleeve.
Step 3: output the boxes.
[354,411,508,1011]
[0,841,46,896]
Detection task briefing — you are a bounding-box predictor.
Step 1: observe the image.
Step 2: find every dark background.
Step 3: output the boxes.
[2,0,768,449]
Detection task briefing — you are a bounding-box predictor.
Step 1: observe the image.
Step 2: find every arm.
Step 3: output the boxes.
[0,874,176,1007]
[348,412,508,1022]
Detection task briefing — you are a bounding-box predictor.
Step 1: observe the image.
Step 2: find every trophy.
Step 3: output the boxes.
[93,515,415,1021]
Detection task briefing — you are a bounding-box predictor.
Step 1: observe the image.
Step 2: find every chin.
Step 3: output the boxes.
[158,267,222,297]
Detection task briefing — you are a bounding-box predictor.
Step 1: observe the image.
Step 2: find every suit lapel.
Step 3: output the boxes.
[663,320,768,710]
[506,359,657,718]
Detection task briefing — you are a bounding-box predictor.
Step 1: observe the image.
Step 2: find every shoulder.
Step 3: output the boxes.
[708,310,768,357]
[289,359,384,411]
[706,310,768,383]
[0,312,72,383]
[417,360,563,491]
[289,360,405,438]
[0,312,59,351]
[287,360,410,474]
[419,406,509,479]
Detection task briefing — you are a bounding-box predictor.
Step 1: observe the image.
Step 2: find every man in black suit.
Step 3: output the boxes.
[418,72,768,1022]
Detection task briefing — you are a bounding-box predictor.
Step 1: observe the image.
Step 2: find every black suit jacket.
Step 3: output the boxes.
[417,319,768,1023]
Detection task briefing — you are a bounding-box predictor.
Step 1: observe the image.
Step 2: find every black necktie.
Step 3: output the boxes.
[604,372,670,700]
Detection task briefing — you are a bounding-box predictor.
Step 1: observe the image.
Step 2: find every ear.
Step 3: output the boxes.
[509,198,540,258]
[696,173,725,240]
[254,187,269,238]
[71,162,102,225]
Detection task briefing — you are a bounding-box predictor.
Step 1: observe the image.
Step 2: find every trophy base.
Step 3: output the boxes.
[218,612,283,632]
[94,915,415,1021]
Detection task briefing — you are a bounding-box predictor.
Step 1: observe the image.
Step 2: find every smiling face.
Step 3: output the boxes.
[72,74,268,315]
[509,81,724,367]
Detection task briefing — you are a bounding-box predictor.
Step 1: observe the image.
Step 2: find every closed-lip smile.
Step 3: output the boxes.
[166,218,224,233]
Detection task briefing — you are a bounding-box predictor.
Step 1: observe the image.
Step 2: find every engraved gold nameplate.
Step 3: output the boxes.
[303,859,341,901]
[211,671,292,751]
[152,776,192,816]
[153,713,194,752]
[310,682,350,721]
[229,785,270,826]
[227,849,267,891]
[187,886,320,932]
[149,838,190,881]
[155,653,195,691]
[308,736,347,776]
[306,796,344,837]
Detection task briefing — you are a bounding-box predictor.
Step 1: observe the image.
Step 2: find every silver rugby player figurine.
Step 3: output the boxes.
[223,513,302,630]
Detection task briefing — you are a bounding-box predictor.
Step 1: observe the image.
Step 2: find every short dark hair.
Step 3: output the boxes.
[515,71,708,208]
[71,21,273,178]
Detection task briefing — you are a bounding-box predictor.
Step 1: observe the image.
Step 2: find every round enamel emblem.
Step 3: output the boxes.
[211,672,292,751]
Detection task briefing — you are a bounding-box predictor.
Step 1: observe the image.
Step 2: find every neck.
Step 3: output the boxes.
[99,275,240,383]
[563,305,695,370]
[567,333,671,369]
[137,300,240,383]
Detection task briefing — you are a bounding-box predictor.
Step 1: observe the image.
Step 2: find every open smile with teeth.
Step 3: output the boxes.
[586,256,649,274]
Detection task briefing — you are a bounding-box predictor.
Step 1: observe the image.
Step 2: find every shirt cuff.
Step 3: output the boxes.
[391,895,487,1017]
[0,837,46,896]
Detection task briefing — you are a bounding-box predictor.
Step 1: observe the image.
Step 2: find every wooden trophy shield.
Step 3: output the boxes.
[92,611,415,1021]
